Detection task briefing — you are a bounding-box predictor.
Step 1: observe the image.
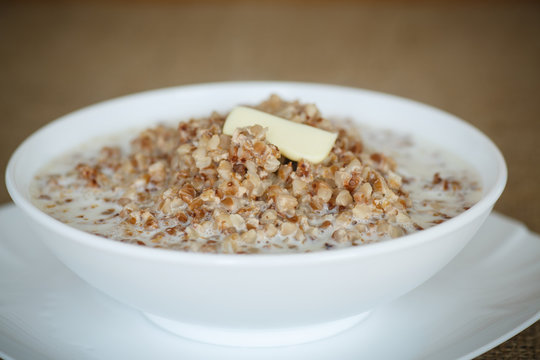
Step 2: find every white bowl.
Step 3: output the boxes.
[5,82,507,347]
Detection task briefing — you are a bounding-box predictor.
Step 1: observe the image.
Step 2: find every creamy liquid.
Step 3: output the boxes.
[30,125,482,253]
[360,126,481,230]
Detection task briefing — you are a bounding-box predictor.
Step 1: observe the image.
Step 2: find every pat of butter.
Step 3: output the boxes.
[223,106,338,164]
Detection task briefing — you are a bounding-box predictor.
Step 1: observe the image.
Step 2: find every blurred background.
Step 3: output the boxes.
[1,0,539,358]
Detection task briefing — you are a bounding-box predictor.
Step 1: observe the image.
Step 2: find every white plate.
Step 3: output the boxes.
[0,203,538,360]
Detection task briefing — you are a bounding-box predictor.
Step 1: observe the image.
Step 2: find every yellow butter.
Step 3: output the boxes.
[223,107,338,164]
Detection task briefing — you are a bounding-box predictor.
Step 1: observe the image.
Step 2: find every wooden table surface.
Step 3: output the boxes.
[1,1,538,358]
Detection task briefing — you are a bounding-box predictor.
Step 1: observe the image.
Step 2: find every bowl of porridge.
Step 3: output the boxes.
[5,82,506,346]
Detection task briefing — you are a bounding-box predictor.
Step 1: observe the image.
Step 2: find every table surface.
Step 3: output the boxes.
[0,1,538,358]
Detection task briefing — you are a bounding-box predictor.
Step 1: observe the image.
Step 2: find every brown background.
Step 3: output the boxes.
[1,1,539,358]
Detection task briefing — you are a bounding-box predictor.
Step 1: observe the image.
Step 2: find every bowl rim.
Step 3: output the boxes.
[5,81,507,266]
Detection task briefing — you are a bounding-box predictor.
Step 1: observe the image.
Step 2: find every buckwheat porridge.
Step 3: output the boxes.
[31,95,482,254]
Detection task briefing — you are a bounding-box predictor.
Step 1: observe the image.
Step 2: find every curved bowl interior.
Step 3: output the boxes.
[8,82,505,208]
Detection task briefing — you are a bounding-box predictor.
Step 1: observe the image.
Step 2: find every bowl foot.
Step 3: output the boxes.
[143,311,371,347]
